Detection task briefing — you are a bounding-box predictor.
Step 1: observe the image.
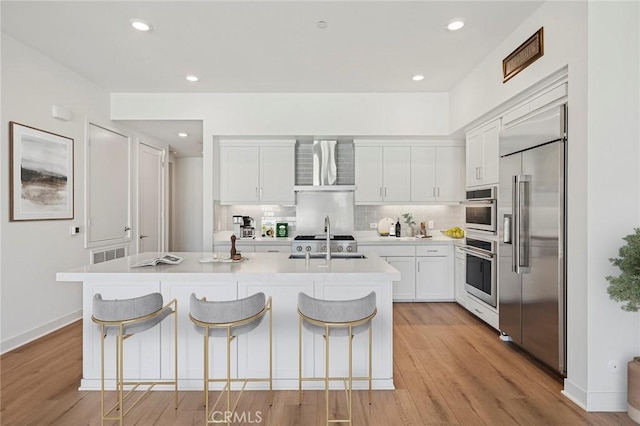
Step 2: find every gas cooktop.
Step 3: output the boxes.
[292,235,357,253]
[294,235,355,241]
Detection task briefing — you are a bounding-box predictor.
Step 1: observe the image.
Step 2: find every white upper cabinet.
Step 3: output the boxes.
[354,144,410,203]
[219,140,295,205]
[410,146,464,202]
[356,140,464,204]
[465,119,500,187]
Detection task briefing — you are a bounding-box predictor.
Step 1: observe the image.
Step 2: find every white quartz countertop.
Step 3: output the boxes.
[57,252,401,282]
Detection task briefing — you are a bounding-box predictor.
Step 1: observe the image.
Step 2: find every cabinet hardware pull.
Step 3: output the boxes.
[124,226,131,232]
[474,308,483,315]
[384,187,387,197]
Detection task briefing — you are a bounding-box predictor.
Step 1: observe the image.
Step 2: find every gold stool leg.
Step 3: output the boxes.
[174,302,178,410]
[349,328,353,425]
[204,328,209,422]
[325,326,330,426]
[226,327,231,426]
[269,301,273,406]
[369,325,373,405]
[298,316,302,405]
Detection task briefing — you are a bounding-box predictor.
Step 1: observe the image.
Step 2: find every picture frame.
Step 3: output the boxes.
[10,122,74,221]
[503,27,544,83]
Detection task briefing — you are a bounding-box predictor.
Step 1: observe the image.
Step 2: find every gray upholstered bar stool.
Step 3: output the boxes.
[189,292,273,425]
[91,292,178,426]
[297,291,377,425]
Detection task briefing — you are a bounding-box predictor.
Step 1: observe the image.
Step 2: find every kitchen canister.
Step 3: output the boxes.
[276,222,288,238]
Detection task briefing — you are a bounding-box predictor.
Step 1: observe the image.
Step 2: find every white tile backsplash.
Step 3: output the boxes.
[354,204,464,232]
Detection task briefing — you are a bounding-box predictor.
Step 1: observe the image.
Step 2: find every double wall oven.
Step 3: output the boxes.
[462,186,497,307]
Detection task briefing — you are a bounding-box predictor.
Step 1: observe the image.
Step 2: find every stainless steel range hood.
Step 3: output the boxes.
[294,140,356,191]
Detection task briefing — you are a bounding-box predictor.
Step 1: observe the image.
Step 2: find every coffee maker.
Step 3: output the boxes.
[233,215,255,239]
[241,216,255,239]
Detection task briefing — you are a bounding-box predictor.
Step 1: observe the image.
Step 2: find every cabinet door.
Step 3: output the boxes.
[480,120,500,185]
[382,146,411,202]
[415,256,453,301]
[387,256,416,301]
[355,146,383,203]
[465,131,483,187]
[260,146,295,203]
[454,248,467,306]
[238,281,314,380]
[410,147,436,202]
[436,146,464,201]
[220,146,259,203]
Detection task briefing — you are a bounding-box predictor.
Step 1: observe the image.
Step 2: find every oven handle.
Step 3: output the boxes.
[459,246,494,261]
[461,199,495,205]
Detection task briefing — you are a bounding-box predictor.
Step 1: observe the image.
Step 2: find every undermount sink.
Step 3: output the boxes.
[288,253,366,260]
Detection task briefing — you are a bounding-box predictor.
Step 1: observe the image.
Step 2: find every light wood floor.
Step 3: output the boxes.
[1,303,634,425]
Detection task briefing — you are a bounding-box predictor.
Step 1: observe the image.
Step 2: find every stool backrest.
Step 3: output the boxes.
[93,293,163,321]
[298,291,376,323]
[190,292,266,324]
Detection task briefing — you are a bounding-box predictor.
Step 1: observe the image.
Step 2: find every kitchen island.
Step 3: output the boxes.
[57,252,400,391]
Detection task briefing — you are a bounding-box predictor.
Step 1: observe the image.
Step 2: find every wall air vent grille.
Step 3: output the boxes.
[92,246,127,264]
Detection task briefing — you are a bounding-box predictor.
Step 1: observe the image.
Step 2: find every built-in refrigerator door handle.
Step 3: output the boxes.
[514,175,531,274]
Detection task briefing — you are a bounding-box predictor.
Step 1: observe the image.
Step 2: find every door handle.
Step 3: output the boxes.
[514,175,531,274]
[140,235,148,239]
[124,226,131,232]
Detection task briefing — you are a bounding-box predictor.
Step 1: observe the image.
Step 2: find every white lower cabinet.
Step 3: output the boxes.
[237,281,315,382]
[454,246,467,307]
[363,244,454,302]
[386,256,416,301]
[415,245,454,301]
[464,292,499,330]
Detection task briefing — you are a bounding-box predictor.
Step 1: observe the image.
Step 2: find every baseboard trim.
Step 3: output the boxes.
[1,309,82,355]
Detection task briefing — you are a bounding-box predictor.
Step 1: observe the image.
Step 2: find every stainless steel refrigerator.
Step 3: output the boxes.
[498,104,567,375]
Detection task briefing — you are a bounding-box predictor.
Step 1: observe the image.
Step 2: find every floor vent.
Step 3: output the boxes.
[92,246,127,264]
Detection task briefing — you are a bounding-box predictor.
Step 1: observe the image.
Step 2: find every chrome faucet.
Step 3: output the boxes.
[324,215,331,260]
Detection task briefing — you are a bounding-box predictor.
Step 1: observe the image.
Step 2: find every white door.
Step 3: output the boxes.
[139,143,163,253]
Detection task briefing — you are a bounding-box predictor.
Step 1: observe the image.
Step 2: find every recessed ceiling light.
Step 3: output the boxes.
[130,19,152,32]
[412,74,425,81]
[316,20,328,29]
[447,20,465,31]
[178,132,188,138]
[186,75,199,82]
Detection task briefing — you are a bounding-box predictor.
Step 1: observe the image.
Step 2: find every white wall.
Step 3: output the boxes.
[0,36,169,353]
[173,157,203,252]
[585,1,640,410]
[449,1,640,411]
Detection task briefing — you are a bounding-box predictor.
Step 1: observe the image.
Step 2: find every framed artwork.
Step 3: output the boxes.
[10,122,74,221]
[503,27,544,83]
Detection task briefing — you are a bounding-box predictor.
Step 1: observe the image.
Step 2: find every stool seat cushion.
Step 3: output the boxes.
[298,292,376,337]
[93,293,172,336]
[190,292,266,337]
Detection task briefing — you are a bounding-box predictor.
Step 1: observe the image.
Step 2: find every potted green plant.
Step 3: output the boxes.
[402,213,416,237]
[606,228,640,423]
